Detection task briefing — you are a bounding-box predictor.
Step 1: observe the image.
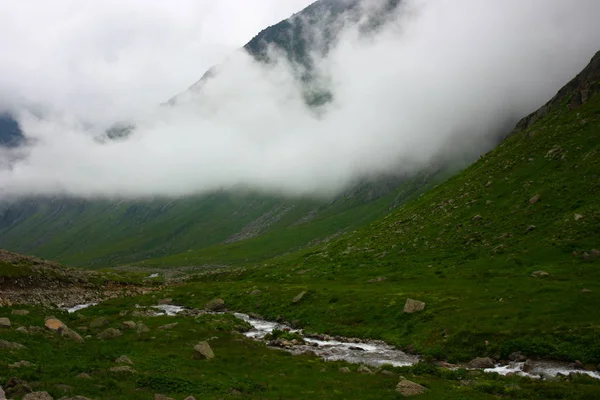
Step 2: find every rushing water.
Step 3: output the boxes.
[63,302,600,378]
[234,312,418,367]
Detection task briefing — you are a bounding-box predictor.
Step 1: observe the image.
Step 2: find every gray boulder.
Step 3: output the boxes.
[97,328,122,340]
[193,341,215,359]
[468,357,495,369]
[115,355,133,364]
[205,298,226,311]
[0,317,11,328]
[403,298,426,313]
[396,379,428,396]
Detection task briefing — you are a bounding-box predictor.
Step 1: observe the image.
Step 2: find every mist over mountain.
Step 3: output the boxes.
[1,0,599,199]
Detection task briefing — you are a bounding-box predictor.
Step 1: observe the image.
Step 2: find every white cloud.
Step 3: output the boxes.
[1,0,599,198]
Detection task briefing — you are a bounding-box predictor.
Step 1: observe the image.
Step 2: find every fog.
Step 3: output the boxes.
[1,0,599,198]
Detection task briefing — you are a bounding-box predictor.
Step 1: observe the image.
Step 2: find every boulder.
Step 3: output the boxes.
[508,352,526,362]
[45,318,66,332]
[367,276,387,283]
[526,225,537,232]
[16,326,28,333]
[250,290,261,296]
[11,309,30,316]
[158,298,173,305]
[122,321,136,330]
[0,339,26,350]
[531,270,550,278]
[529,194,541,205]
[396,379,428,396]
[97,328,122,340]
[292,291,307,303]
[357,365,374,374]
[403,298,426,313]
[523,360,534,373]
[76,373,90,379]
[108,366,136,373]
[380,370,394,376]
[23,392,53,400]
[582,288,592,293]
[0,385,5,400]
[468,357,495,369]
[574,213,584,221]
[472,215,482,221]
[205,298,226,312]
[193,341,215,359]
[61,328,84,343]
[339,367,351,373]
[4,376,32,398]
[9,360,35,368]
[89,317,109,329]
[0,317,11,328]
[115,355,133,365]
[136,322,150,334]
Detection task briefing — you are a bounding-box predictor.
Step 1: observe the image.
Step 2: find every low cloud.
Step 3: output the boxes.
[1,0,599,198]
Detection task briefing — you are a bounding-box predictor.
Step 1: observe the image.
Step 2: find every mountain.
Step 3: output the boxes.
[0,113,24,147]
[0,0,446,268]
[176,50,600,364]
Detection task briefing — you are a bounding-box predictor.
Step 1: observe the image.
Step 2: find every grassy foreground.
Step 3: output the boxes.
[2,295,600,399]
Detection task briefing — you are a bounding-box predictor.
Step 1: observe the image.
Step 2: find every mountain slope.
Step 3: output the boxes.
[177,51,600,363]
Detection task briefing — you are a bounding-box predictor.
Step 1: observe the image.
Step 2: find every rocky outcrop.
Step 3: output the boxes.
[511,51,600,135]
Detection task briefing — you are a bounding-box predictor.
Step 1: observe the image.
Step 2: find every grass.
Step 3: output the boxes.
[2,295,600,399]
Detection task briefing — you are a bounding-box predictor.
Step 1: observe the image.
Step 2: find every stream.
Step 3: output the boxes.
[64,302,600,379]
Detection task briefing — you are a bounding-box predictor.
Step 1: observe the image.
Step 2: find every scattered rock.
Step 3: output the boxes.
[396,379,428,397]
[574,213,584,221]
[61,328,84,343]
[9,360,35,368]
[380,369,394,376]
[292,291,307,304]
[154,395,175,400]
[122,321,136,330]
[468,357,495,369]
[158,323,178,330]
[136,322,150,334]
[119,310,128,317]
[472,215,482,221]
[529,194,541,205]
[76,373,90,379]
[367,276,387,283]
[23,392,53,400]
[526,225,537,232]
[0,317,11,328]
[89,317,109,329]
[115,355,133,365]
[437,361,457,368]
[403,298,426,313]
[531,270,550,278]
[45,318,65,332]
[16,326,28,333]
[205,298,226,311]
[97,328,122,340]
[193,341,215,360]
[357,365,374,374]
[250,290,261,296]
[158,298,173,305]
[0,339,26,350]
[108,366,136,373]
[11,309,30,316]
[339,367,351,373]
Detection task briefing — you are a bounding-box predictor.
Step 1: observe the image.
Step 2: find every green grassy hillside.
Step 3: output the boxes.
[162,51,600,364]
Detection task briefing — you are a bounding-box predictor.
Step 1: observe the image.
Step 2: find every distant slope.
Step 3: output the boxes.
[184,51,600,363]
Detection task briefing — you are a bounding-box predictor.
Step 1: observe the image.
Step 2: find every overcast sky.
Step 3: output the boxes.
[0,0,314,118]
[1,0,600,199]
